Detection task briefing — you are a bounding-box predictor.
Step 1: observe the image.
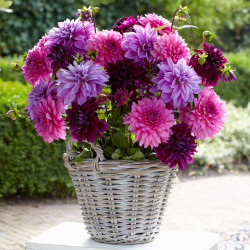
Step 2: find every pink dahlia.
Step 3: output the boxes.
[22,44,52,86]
[179,87,227,140]
[33,96,66,143]
[152,32,190,64]
[85,30,124,68]
[123,98,175,148]
[139,13,171,35]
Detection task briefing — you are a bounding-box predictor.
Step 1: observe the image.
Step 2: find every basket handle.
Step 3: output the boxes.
[63,138,105,172]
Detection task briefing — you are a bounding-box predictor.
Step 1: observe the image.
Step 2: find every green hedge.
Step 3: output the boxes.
[0,79,73,198]
[214,51,250,107]
[0,57,25,84]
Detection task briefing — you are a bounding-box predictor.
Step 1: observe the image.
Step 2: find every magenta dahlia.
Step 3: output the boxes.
[45,19,94,55]
[190,42,227,87]
[57,60,109,106]
[123,98,175,148]
[22,45,52,86]
[179,87,227,140]
[155,123,197,170]
[33,96,66,143]
[121,23,157,63]
[25,79,57,120]
[152,58,201,109]
[139,13,171,35]
[112,16,138,33]
[152,32,190,64]
[66,98,108,143]
[85,30,124,67]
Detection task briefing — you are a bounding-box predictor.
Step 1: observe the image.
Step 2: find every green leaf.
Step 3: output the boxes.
[155,24,171,31]
[177,25,198,30]
[113,132,128,149]
[130,150,145,161]
[0,0,12,8]
[128,148,137,156]
[111,149,122,160]
[103,146,114,158]
[148,153,157,160]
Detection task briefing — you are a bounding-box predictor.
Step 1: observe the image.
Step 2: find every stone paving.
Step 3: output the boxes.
[0,172,250,250]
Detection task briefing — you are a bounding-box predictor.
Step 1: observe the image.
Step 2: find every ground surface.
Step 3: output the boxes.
[0,172,250,250]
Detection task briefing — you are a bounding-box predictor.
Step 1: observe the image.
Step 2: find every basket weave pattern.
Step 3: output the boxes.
[64,138,178,244]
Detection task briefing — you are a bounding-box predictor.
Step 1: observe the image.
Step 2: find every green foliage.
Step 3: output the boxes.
[0,79,73,198]
[0,0,80,56]
[214,51,250,107]
[194,103,250,170]
[0,57,25,83]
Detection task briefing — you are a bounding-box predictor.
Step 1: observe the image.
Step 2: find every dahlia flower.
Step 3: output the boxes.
[152,32,190,64]
[113,89,133,106]
[85,30,124,67]
[46,44,75,73]
[179,87,227,140]
[45,19,94,55]
[57,60,109,106]
[112,16,138,33]
[155,123,197,170]
[121,23,157,63]
[22,45,52,85]
[25,79,57,120]
[220,65,237,82]
[33,96,66,143]
[152,58,201,109]
[190,42,227,87]
[139,13,171,35]
[66,98,108,143]
[123,98,175,148]
[107,59,150,92]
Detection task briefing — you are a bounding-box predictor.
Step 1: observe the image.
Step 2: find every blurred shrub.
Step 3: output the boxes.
[0,57,25,83]
[194,103,250,170]
[0,0,79,56]
[0,79,73,198]
[214,51,250,107]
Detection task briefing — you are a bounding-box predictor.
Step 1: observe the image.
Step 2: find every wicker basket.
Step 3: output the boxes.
[63,138,178,245]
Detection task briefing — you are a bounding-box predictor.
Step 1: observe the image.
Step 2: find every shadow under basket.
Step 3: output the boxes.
[63,138,178,245]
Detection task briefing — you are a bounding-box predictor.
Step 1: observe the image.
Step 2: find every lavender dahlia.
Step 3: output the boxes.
[66,98,108,143]
[57,61,109,106]
[155,123,197,170]
[45,19,94,55]
[152,58,201,109]
[121,23,157,63]
[25,79,57,120]
[190,42,227,87]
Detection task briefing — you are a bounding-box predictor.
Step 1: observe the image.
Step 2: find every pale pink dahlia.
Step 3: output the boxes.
[152,32,190,64]
[22,45,52,85]
[85,30,124,67]
[33,96,66,143]
[179,87,227,140]
[139,13,171,35]
[123,98,175,148]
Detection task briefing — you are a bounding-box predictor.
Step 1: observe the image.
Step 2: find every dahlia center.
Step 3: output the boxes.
[143,43,153,52]
[173,140,186,151]
[76,113,88,125]
[147,111,158,123]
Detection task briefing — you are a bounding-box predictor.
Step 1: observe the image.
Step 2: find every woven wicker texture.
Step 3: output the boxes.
[64,138,178,244]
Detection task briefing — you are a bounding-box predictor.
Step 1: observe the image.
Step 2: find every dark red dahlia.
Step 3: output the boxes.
[46,44,75,74]
[66,98,108,143]
[190,42,227,87]
[155,123,197,170]
[107,59,151,92]
[111,16,138,34]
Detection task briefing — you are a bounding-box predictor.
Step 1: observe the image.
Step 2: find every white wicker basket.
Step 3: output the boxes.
[63,138,178,244]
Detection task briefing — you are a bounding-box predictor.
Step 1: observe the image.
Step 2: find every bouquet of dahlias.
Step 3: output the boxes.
[10,6,236,171]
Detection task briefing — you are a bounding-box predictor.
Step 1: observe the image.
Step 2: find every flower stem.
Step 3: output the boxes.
[171,8,181,32]
[92,12,97,33]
